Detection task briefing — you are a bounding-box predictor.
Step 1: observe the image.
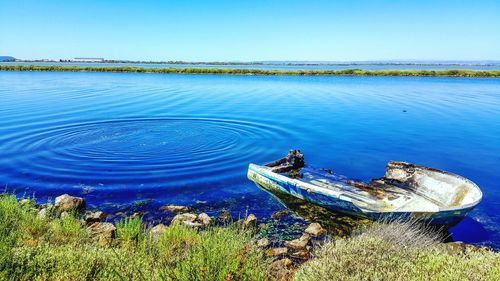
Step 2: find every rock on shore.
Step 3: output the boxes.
[87,222,116,246]
[55,194,85,213]
[304,222,326,237]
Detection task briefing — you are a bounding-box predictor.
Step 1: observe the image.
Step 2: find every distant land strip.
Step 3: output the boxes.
[1,65,499,77]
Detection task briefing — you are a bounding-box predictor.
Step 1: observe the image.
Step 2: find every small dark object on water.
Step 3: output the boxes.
[320,168,334,174]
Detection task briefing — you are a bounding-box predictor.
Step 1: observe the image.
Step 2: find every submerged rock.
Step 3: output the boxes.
[266,247,289,257]
[55,194,85,213]
[160,204,192,214]
[271,209,290,220]
[197,213,212,226]
[87,222,116,246]
[304,223,326,237]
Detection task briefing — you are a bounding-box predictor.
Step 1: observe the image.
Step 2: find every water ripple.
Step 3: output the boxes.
[0,117,297,189]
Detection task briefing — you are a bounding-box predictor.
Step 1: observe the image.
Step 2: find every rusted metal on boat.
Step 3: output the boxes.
[248,150,482,226]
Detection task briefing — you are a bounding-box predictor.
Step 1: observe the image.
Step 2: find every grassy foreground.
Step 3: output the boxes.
[0,194,268,280]
[1,194,499,280]
[1,65,500,77]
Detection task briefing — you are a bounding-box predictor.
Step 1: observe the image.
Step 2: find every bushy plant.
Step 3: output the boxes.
[116,216,145,245]
[294,220,500,281]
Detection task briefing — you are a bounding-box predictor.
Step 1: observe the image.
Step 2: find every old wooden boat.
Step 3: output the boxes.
[248,150,482,226]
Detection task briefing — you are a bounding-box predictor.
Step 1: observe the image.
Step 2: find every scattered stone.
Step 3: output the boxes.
[85,211,107,225]
[243,214,257,228]
[268,258,294,280]
[54,194,85,213]
[291,250,311,260]
[256,238,270,248]
[37,208,48,219]
[87,222,116,246]
[438,241,492,255]
[218,209,232,223]
[172,213,197,224]
[114,212,127,217]
[19,199,32,206]
[149,224,167,237]
[197,213,212,226]
[304,223,326,237]
[131,212,145,218]
[35,203,48,210]
[465,244,492,253]
[159,204,192,214]
[440,241,467,255]
[271,209,289,220]
[265,247,289,257]
[60,211,70,220]
[284,233,310,250]
[182,221,204,228]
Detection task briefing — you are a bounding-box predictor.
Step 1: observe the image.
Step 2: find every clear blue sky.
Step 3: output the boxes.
[1,0,499,61]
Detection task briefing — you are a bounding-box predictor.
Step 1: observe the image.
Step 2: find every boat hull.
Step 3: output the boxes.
[248,164,475,227]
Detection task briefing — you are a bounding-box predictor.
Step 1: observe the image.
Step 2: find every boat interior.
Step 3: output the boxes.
[264,151,482,213]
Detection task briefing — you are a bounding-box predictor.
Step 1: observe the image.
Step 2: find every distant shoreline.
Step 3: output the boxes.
[1,65,499,77]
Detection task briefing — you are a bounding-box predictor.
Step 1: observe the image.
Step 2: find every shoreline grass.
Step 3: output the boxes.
[0,194,269,280]
[1,65,500,77]
[1,194,499,280]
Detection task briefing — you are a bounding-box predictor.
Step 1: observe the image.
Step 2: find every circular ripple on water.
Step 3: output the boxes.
[0,118,297,190]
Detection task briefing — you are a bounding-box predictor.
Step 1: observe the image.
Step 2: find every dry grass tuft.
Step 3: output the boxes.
[294,219,500,281]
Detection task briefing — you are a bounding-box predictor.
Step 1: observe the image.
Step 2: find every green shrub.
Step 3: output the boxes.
[116,216,145,245]
[160,226,266,281]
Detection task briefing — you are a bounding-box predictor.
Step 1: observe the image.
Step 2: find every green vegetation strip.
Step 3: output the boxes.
[0,194,268,280]
[1,65,500,77]
[1,194,499,280]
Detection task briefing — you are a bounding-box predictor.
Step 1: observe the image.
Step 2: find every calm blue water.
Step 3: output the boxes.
[2,61,500,70]
[0,71,499,247]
